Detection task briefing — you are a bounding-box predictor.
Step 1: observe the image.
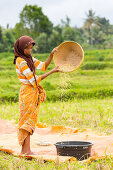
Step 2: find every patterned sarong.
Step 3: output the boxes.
[18,84,46,146]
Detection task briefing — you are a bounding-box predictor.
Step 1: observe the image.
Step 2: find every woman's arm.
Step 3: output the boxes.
[41,66,59,80]
[45,48,57,70]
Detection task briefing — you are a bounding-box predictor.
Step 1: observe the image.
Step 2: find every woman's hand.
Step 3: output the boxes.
[52,66,61,73]
[45,47,58,70]
[41,66,62,81]
[50,47,57,57]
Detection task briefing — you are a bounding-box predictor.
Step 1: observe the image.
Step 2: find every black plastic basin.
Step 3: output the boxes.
[55,141,93,160]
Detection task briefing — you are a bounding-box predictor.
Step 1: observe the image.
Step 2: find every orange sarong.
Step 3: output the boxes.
[17,84,46,146]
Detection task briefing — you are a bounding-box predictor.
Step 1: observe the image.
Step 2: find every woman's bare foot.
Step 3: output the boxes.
[20,150,37,155]
[20,132,37,155]
[28,151,37,155]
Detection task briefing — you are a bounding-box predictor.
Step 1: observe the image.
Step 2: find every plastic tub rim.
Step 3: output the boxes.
[54,140,94,148]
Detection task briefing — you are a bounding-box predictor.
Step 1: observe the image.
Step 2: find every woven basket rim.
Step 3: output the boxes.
[53,41,84,73]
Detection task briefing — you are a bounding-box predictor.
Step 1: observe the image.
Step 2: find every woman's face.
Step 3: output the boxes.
[24,44,33,56]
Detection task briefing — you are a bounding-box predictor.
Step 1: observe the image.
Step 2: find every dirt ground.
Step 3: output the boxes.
[0,118,113,161]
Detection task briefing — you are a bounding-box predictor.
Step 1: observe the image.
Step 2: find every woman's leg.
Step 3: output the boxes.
[21,133,36,155]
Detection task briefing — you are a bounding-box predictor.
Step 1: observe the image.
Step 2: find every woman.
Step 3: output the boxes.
[14,35,60,155]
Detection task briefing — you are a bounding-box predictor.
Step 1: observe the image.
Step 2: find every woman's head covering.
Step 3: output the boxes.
[14,36,38,86]
[13,35,35,72]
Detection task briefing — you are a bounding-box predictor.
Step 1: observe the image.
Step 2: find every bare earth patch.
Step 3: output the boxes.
[0,118,113,162]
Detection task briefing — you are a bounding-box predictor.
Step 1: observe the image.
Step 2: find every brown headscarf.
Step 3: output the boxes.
[14,36,37,86]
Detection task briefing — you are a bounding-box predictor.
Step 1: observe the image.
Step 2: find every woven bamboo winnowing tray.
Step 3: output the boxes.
[53,41,84,72]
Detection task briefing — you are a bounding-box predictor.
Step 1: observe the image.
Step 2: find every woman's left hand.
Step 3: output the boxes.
[50,48,57,57]
[45,47,58,70]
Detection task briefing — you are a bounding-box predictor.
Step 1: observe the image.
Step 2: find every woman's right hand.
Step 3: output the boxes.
[41,66,62,81]
[52,66,60,73]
